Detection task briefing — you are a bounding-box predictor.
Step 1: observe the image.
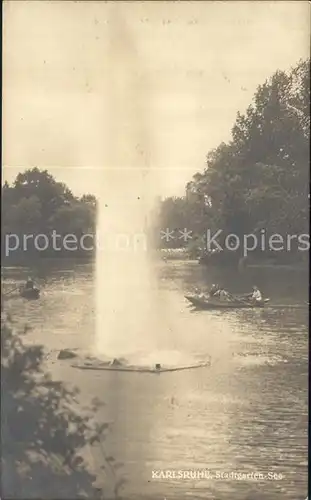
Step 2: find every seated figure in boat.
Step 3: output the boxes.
[194,287,209,300]
[213,287,230,301]
[250,285,262,303]
[25,277,35,290]
[209,284,219,297]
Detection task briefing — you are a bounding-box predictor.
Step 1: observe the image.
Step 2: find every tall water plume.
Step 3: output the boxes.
[95,6,162,362]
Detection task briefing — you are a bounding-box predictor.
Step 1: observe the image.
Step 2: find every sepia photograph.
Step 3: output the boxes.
[1,1,310,499]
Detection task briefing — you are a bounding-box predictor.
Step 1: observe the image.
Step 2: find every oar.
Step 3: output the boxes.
[3,286,20,296]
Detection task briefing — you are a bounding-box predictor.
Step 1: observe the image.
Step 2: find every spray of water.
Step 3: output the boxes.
[95,7,161,363]
[94,6,197,368]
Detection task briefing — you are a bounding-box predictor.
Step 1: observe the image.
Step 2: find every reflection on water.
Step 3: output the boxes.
[2,260,308,500]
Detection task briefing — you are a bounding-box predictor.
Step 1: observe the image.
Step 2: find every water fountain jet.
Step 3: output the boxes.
[68,6,211,374]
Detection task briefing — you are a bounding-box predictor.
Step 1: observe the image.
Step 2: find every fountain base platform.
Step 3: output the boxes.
[53,351,211,373]
[71,359,211,373]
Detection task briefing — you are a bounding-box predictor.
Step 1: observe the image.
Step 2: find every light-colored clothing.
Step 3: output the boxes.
[214,289,229,301]
[252,289,262,301]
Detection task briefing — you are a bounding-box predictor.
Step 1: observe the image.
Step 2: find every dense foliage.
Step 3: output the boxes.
[1,316,124,498]
[158,59,310,263]
[2,168,97,263]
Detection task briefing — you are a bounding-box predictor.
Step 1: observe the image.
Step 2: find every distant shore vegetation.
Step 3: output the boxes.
[2,168,97,263]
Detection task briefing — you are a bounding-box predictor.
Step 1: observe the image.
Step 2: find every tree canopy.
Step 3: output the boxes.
[158,58,310,262]
[2,168,97,262]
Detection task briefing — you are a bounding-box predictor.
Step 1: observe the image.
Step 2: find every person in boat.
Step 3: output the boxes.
[209,284,219,297]
[195,287,214,300]
[250,285,262,303]
[25,277,35,290]
[194,287,207,299]
[213,286,230,301]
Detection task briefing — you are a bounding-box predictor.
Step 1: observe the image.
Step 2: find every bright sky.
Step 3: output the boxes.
[3,1,310,198]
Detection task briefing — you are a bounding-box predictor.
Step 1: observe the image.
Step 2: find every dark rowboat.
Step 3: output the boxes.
[19,287,40,300]
[185,295,268,310]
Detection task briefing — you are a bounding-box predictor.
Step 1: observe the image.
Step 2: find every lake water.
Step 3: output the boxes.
[2,260,308,500]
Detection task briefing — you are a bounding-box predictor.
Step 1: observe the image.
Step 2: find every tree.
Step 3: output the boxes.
[80,194,97,208]
[6,196,42,233]
[2,168,97,262]
[13,168,74,227]
[177,58,310,261]
[48,203,96,235]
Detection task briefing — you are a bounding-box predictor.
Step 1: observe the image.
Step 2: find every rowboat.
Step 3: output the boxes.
[19,287,40,300]
[185,295,269,310]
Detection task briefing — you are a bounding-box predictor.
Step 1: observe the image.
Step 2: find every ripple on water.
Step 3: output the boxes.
[233,353,288,367]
